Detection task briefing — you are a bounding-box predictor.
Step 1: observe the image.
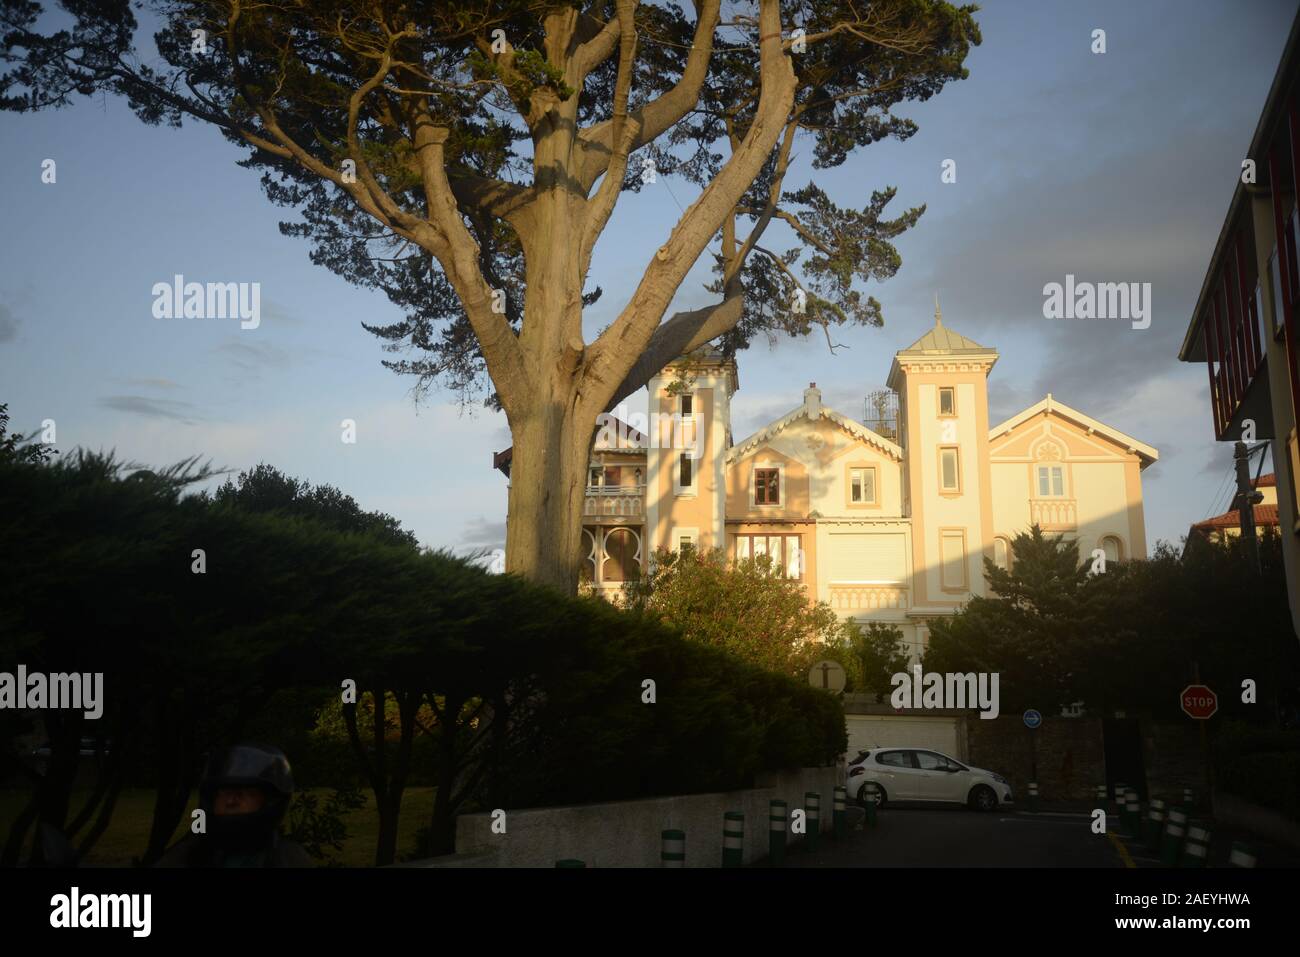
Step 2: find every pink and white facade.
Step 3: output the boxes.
[498,308,1158,659]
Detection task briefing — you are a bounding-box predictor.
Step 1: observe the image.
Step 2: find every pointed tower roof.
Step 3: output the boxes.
[898,295,993,354]
[886,299,997,391]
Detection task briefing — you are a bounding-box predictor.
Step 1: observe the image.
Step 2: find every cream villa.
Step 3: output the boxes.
[497,305,1158,660]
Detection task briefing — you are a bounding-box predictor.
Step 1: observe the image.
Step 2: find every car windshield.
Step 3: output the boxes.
[848,750,871,765]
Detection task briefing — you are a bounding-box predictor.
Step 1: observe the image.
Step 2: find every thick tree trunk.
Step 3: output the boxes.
[504,410,590,593]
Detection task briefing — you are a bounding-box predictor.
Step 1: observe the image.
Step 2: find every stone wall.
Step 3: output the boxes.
[964,716,1206,804]
[421,765,841,868]
[966,716,1105,801]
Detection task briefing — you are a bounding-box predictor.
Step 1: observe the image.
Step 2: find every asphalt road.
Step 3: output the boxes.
[780,804,1124,868]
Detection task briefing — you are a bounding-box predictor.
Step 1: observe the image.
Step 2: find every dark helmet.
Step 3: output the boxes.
[198,744,295,851]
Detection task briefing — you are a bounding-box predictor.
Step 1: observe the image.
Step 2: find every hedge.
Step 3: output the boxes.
[0,450,845,863]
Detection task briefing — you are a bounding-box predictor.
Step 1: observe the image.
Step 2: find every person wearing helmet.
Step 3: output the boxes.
[156,743,313,868]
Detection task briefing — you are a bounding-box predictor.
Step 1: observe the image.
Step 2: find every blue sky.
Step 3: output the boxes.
[1,0,1295,556]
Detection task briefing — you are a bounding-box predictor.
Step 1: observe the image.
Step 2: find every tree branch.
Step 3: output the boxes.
[585,0,796,408]
[574,0,722,193]
[606,293,743,409]
[580,0,639,277]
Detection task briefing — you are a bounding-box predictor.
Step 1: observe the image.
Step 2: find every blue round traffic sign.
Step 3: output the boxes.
[1023,709,1042,729]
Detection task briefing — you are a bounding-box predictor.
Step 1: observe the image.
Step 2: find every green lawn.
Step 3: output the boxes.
[0,787,437,867]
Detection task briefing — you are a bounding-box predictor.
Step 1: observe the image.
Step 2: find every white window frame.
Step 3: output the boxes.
[849,466,878,505]
[672,526,699,555]
[993,536,1011,571]
[1036,464,1066,498]
[734,532,803,580]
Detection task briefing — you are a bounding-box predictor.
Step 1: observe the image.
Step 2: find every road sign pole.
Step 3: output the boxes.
[1183,670,1217,818]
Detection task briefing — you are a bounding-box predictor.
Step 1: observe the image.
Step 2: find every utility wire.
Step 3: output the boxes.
[1203,463,1236,520]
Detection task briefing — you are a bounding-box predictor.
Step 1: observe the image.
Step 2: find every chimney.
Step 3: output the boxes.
[804,381,822,415]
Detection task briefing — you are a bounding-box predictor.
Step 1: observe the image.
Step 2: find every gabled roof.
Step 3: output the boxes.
[726,386,902,463]
[989,393,1159,468]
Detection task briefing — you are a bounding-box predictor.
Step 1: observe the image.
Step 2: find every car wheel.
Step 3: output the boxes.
[969,785,997,812]
[859,784,886,808]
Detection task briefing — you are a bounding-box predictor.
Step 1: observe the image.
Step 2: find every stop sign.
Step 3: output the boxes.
[1180,684,1218,720]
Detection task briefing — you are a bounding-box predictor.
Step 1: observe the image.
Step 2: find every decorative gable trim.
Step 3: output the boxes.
[989,394,1158,468]
[726,405,903,464]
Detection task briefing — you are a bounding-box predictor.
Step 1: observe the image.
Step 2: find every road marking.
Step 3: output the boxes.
[1107,831,1135,869]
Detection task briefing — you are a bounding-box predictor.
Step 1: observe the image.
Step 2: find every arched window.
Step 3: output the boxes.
[602,527,641,582]
[1101,535,1123,565]
[580,528,597,583]
[993,536,1011,571]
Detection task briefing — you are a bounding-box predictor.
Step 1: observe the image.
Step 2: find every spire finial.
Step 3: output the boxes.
[934,293,943,327]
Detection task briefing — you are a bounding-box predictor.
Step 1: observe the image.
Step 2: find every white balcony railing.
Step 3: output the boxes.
[584,484,645,518]
[829,583,909,612]
[1030,497,1077,530]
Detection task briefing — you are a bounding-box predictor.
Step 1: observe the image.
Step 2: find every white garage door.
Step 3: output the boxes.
[845,715,963,762]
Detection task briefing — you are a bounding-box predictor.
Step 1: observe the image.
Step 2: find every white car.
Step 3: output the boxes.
[846,747,1014,811]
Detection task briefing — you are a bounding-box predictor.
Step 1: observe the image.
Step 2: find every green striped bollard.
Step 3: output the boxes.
[556,859,585,868]
[1026,781,1038,811]
[661,828,685,868]
[863,783,879,827]
[805,792,821,852]
[833,786,847,839]
[1181,820,1210,868]
[1160,807,1187,866]
[768,800,787,866]
[1124,789,1141,838]
[722,812,744,868]
[1229,841,1257,868]
[1113,781,1126,816]
[1145,799,1165,853]
[1182,786,1194,811]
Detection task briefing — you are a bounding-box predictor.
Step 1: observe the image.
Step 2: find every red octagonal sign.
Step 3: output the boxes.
[1181,684,1218,720]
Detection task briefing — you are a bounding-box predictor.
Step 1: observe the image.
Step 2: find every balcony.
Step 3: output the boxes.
[829,583,908,612]
[583,484,645,519]
[1030,497,1077,531]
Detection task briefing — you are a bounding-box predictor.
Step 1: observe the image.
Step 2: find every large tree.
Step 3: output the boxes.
[1,0,980,592]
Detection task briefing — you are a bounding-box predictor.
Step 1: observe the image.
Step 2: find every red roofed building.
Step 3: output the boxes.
[1190,474,1281,543]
